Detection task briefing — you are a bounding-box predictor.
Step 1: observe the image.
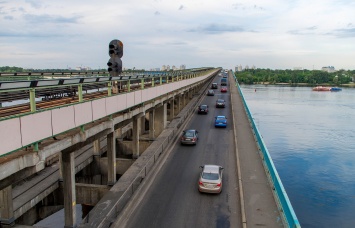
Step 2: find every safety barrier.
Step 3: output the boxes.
[233,75,301,228]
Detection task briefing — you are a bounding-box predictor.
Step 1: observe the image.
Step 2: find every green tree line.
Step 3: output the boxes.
[235,69,354,86]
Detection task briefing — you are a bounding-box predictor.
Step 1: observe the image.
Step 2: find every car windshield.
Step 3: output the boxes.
[217,99,224,102]
[202,172,219,180]
[216,117,225,121]
[184,131,194,137]
[200,105,207,109]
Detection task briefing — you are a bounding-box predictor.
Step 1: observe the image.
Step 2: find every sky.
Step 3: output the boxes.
[0,0,354,71]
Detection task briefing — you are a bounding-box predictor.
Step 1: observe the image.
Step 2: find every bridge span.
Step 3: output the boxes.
[0,68,299,227]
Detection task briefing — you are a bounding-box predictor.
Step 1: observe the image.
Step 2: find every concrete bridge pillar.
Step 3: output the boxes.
[176,96,181,113]
[149,109,155,140]
[60,151,77,228]
[168,99,174,121]
[107,131,116,186]
[154,103,167,137]
[141,113,147,135]
[132,114,143,158]
[0,185,14,227]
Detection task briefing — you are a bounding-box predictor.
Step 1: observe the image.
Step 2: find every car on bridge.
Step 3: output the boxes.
[214,116,227,128]
[215,99,225,108]
[198,104,209,114]
[198,164,224,194]
[180,129,199,145]
[211,83,218,89]
[207,90,215,96]
[221,87,227,93]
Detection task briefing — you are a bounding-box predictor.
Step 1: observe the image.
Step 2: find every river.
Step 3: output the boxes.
[240,84,355,228]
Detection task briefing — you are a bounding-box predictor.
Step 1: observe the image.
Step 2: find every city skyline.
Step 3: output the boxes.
[0,0,354,70]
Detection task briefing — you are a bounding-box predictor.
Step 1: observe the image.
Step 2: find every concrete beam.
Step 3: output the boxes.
[75,183,110,206]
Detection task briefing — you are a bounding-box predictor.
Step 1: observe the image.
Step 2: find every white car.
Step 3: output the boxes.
[198,165,223,194]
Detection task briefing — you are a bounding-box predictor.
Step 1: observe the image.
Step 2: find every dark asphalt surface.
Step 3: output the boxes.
[123,77,242,228]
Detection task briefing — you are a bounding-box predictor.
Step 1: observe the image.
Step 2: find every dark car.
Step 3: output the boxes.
[211,83,218,89]
[198,104,209,114]
[180,129,199,145]
[216,99,225,108]
[207,90,215,96]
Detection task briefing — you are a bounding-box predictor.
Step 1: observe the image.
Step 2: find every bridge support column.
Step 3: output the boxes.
[149,109,155,140]
[0,185,14,227]
[132,115,141,159]
[176,96,181,113]
[154,103,167,137]
[141,113,147,135]
[107,131,116,186]
[168,99,174,121]
[61,151,77,228]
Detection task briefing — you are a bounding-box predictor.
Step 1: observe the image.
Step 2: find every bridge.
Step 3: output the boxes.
[0,68,300,227]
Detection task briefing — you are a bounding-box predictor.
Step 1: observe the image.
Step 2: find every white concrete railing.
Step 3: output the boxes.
[0,73,214,156]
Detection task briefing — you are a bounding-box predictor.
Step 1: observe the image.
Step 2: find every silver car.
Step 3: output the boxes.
[180,129,199,145]
[198,165,224,193]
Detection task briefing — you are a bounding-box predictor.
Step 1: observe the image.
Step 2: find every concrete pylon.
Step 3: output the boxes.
[154,103,167,137]
[0,185,14,227]
[132,114,142,159]
[168,99,174,121]
[60,151,77,228]
[149,109,155,140]
[107,131,116,186]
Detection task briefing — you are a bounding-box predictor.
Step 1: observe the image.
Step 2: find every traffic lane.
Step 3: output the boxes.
[124,89,241,228]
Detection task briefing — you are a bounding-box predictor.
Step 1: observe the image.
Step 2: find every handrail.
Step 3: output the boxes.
[233,74,301,228]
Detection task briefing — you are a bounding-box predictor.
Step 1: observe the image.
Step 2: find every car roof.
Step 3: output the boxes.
[212,82,217,84]
[203,165,221,173]
[216,115,226,118]
[185,129,196,132]
[217,99,224,101]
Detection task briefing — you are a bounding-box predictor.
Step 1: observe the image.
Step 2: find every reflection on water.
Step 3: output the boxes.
[241,85,355,228]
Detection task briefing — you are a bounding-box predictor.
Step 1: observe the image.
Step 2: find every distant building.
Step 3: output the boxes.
[161,65,167,71]
[180,64,186,70]
[321,66,336,73]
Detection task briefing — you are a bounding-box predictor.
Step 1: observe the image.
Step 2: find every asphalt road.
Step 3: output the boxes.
[123,77,242,228]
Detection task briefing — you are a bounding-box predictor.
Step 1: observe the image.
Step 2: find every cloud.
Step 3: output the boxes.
[178,5,184,10]
[23,13,81,24]
[188,23,245,34]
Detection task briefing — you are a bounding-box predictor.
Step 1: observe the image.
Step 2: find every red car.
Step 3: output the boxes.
[221,87,228,93]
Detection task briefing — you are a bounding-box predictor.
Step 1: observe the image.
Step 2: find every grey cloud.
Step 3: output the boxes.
[288,27,318,35]
[154,11,160,15]
[4,15,13,20]
[333,28,355,38]
[0,31,62,38]
[179,5,184,10]
[23,14,81,24]
[188,24,245,34]
[233,3,264,11]
[25,0,42,9]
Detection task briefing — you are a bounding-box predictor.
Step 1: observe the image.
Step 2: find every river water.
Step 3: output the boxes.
[240,85,355,228]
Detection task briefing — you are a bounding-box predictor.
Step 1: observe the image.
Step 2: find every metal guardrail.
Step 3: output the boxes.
[233,75,301,228]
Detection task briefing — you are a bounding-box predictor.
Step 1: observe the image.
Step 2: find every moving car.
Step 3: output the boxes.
[215,99,225,108]
[221,87,227,93]
[220,78,227,86]
[180,129,199,145]
[214,115,227,128]
[198,165,224,194]
[198,104,209,114]
[207,90,215,96]
[211,83,218,89]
